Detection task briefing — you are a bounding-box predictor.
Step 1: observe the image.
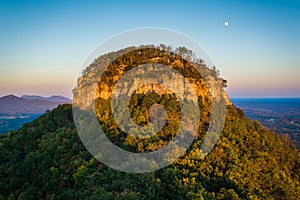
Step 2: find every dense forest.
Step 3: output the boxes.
[0,102,299,199]
[0,45,299,199]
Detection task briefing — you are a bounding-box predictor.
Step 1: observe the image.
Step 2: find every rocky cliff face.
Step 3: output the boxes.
[73,46,231,108]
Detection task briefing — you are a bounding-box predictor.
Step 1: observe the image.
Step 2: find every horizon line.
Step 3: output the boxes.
[1,93,300,100]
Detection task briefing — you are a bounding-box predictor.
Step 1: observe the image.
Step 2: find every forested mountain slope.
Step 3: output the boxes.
[0,103,299,199]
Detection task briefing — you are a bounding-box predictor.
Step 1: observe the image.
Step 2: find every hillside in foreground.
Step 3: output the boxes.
[0,103,299,199]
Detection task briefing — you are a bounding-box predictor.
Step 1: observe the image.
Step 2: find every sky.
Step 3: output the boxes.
[0,0,299,98]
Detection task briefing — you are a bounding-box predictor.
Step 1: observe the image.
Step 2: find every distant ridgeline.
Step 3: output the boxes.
[0,45,299,199]
[0,95,71,134]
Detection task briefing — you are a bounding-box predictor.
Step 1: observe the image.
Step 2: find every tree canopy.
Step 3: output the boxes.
[0,101,299,199]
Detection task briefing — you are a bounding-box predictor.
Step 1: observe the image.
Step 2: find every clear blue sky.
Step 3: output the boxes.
[0,0,299,98]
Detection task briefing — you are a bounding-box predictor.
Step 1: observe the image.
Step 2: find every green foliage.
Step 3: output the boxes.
[0,99,299,199]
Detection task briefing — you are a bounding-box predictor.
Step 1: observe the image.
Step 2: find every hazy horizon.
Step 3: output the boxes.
[1,0,299,98]
[1,93,300,100]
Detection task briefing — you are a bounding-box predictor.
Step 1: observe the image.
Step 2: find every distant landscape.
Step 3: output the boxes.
[232,98,300,148]
[0,95,71,134]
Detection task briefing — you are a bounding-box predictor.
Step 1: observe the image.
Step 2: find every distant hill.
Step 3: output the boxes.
[0,95,71,116]
[0,95,72,134]
[21,95,71,103]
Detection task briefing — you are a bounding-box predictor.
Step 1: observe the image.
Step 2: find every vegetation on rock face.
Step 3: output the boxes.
[0,46,299,199]
[95,91,210,153]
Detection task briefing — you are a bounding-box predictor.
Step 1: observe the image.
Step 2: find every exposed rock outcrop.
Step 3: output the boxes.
[73,46,231,108]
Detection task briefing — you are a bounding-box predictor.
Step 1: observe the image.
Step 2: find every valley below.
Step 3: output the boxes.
[231,98,300,148]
